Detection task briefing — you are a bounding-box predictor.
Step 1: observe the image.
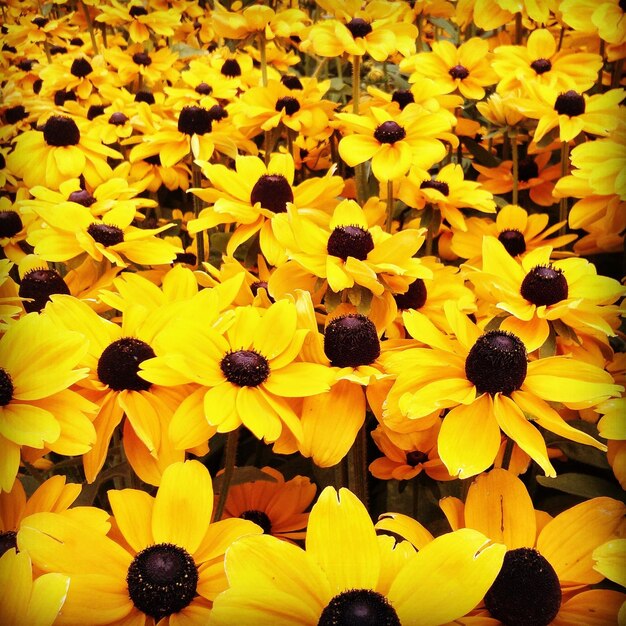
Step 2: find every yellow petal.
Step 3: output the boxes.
[593,539,626,587]
[552,589,626,626]
[0,549,31,625]
[375,512,434,550]
[108,489,154,554]
[26,571,70,626]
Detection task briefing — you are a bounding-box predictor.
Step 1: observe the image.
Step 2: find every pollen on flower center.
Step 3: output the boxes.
[420,179,449,196]
[42,115,80,147]
[498,229,526,256]
[87,223,124,247]
[221,59,242,77]
[19,268,71,313]
[345,18,373,39]
[324,314,380,368]
[132,52,152,66]
[0,368,14,406]
[485,548,561,626]
[517,156,539,182]
[250,174,294,213]
[0,211,23,238]
[127,543,198,622]
[373,121,406,144]
[177,105,212,136]
[554,90,585,117]
[394,278,428,310]
[530,58,551,74]
[240,509,272,534]
[391,89,415,110]
[465,330,527,396]
[68,189,96,207]
[327,224,374,261]
[520,265,568,306]
[318,589,401,626]
[220,350,270,387]
[97,337,156,391]
[275,96,301,115]
[70,57,93,77]
[449,64,470,80]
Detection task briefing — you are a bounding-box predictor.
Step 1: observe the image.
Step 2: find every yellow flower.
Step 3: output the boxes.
[0,312,95,490]
[103,43,180,88]
[560,0,626,45]
[19,460,263,625]
[382,301,620,478]
[401,37,498,100]
[210,486,506,625]
[336,105,455,182]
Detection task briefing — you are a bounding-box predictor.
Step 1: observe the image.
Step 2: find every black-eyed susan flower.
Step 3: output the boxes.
[492,28,603,95]
[19,460,263,625]
[210,486,506,625]
[29,200,181,268]
[450,204,577,263]
[0,312,95,490]
[0,192,38,263]
[381,301,621,479]
[189,152,343,265]
[220,466,316,542]
[103,43,180,88]
[38,53,110,100]
[6,114,121,189]
[465,236,626,350]
[336,105,455,182]
[140,298,336,445]
[560,0,626,45]
[397,162,496,231]
[401,37,498,101]
[438,469,626,625]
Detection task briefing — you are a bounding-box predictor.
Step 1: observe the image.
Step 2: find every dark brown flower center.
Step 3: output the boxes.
[420,179,449,196]
[275,96,301,116]
[0,153,5,169]
[449,64,470,80]
[108,112,128,126]
[177,105,212,136]
[87,223,124,247]
[220,349,270,387]
[250,280,274,302]
[373,121,406,144]
[318,589,400,626]
[324,314,380,368]
[240,509,272,534]
[97,337,155,391]
[0,368,14,406]
[54,90,77,106]
[87,105,105,120]
[281,74,303,90]
[68,189,96,207]
[207,104,228,122]
[485,548,561,626]
[70,58,93,77]
[5,106,28,124]
[135,90,155,104]
[195,82,212,95]
[221,59,241,77]
[132,52,152,66]
[32,16,48,27]
[19,269,70,313]
[391,89,415,110]
[406,450,429,466]
[554,90,585,117]
[345,18,373,39]
[250,174,294,213]
[498,229,526,256]
[465,330,527,395]
[517,156,539,182]
[129,5,148,17]
[127,543,198,621]
[43,115,80,147]
[530,58,551,74]
[327,225,374,261]
[520,265,568,306]
[394,278,427,310]
[0,211,23,238]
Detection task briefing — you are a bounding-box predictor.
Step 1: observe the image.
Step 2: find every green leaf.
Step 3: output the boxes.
[538,324,557,358]
[536,473,625,502]
[484,314,508,332]
[461,137,501,168]
[429,17,459,41]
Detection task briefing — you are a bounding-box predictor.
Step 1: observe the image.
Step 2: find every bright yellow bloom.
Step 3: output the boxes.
[560,0,626,45]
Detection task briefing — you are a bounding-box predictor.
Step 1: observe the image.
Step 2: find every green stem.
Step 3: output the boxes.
[559,141,570,236]
[515,12,523,45]
[258,33,268,87]
[595,39,605,93]
[501,438,515,471]
[612,59,624,89]
[213,428,240,522]
[191,160,206,266]
[385,179,394,233]
[80,0,100,55]
[510,131,519,206]
[352,55,368,205]
[347,422,368,506]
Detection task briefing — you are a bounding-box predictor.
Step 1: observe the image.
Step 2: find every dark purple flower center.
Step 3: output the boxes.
[498,229,526,256]
[275,96,301,116]
[87,223,124,247]
[221,59,241,77]
[465,330,527,395]
[240,509,272,534]
[0,211,23,238]
[517,157,539,182]
[87,105,106,120]
[195,82,212,95]
[281,74,303,90]
[220,349,270,387]
[250,174,294,214]
[345,18,373,39]
[324,314,380,368]
[391,89,415,110]
[520,265,568,306]
[178,105,212,136]
[394,278,427,310]
[19,269,70,313]
[554,90,585,116]
[0,368,14,406]
[108,112,128,126]
[449,65,470,80]
[132,52,152,66]
[406,450,429,466]
[327,225,374,261]
[97,337,155,391]
[68,189,96,207]
[129,5,148,17]
[43,115,80,147]
[318,589,400,626]
[420,179,449,196]
[374,121,406,144]
[5,106,28,124]
[135,90,155,104]
[530,58,552,74]
[70,57,93,77]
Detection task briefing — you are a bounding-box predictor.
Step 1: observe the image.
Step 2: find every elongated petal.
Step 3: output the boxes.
[264,362,334,398]
[552,589,626,626]
[108,489,154,554]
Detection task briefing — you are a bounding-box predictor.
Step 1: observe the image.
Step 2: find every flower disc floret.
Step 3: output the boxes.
[70,58,93,77]
[5,106,28,124]
[520,265,568,306]
[318,589,401,626]
[177,106,212,136]
[345,18,373,39]
[485,548,561,626]
[327,225,374,261]
[127,543,198,621]
[394,278,427,310]
[420,179,449,196]
[281,75,303,90]
[132,52,152,66]
[530,58,551,75]
[517,157,539,182]
[0,531,17,556]
[465,330,527,396]
[19,269,70,313]
[0,368,14,406]
[68,189,96,207]
[275,96,301,115]
[449,64,470,80]
[391,90,415,110]
[97,337,156,391]
[43,115,80,147]
[221,59,242,77]
[108,112,128,126]
[220,350,270,387]
[324,314,380,368]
